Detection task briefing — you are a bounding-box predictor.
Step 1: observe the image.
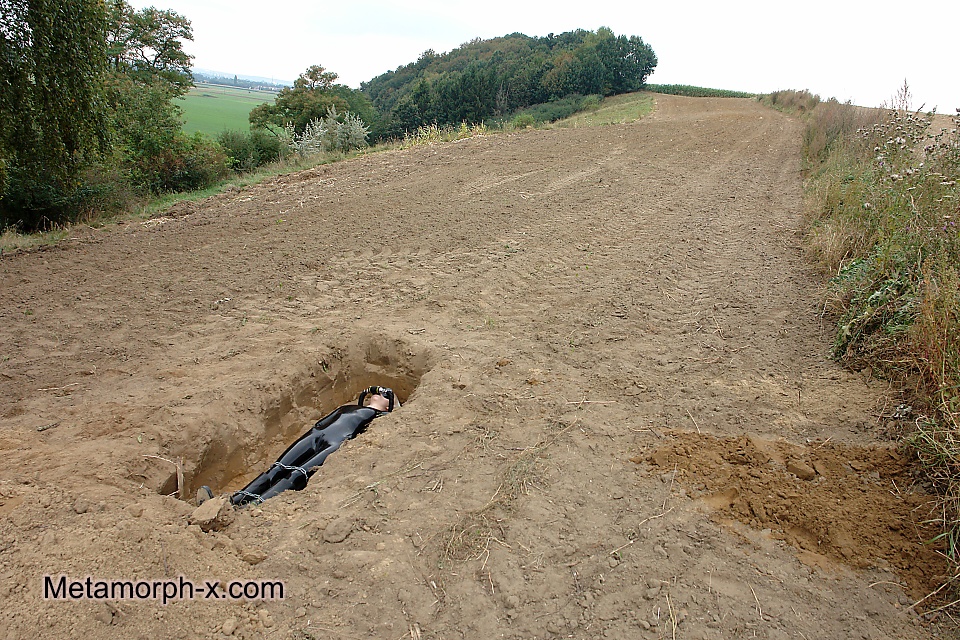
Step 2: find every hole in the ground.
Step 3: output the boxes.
[157,336,431,500]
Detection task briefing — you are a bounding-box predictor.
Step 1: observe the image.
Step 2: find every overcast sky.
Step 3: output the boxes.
[131,0,957,112]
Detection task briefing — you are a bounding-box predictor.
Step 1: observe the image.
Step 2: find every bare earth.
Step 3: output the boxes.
[0,95,953,639]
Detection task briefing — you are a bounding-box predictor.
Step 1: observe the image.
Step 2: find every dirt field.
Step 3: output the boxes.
[0,95,954,639]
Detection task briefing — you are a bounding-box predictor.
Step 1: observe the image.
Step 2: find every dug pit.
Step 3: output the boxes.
[144,335,431,500]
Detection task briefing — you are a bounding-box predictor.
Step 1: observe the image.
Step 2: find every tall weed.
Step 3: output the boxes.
[397,122,488,148]
[803,100,879,166]
[800,88,960,582]
[763,89,820,114]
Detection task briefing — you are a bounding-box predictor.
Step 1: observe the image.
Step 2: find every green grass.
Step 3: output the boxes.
[507,94,601,125]
[553,92,654,127]
[178,83,276,135]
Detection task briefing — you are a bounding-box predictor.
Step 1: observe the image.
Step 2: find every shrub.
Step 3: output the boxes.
[286,106,368,158]
[217,129,282,173]
[510,94,603,125]
[2,166,90,231]
[131,132,229,193]
[72,161,138,220]
[580,94,601,111]
[511,114,535,129]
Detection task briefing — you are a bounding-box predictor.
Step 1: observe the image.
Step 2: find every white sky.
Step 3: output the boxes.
[131,0,957,111]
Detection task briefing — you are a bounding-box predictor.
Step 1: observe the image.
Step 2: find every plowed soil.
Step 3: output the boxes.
[0,95,953,639]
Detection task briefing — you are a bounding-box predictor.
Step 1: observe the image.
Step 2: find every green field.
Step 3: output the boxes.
[178,83,276,135]
[554,92,655,127]
[646,84,756,98]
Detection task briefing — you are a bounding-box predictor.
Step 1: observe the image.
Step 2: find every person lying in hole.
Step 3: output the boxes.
[197,386,398,507]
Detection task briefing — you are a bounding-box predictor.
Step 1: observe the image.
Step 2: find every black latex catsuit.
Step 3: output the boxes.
[231,386,395,506]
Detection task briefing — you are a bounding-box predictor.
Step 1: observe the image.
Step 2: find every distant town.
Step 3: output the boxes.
[192,70,290,93]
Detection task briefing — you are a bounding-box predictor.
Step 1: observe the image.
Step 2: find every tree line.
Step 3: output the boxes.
[362,28,657,138]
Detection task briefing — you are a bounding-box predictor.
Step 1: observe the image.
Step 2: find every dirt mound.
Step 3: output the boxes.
[0,95,951,639]
[641,431,943,597]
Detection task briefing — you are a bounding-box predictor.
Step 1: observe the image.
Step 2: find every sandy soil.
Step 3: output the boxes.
[0,95,954,639]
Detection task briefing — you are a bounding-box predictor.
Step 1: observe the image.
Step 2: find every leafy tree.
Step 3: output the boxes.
[102,1,226,194]
[596,32,657,95]
[295,64,337,91]
[250,90,347,137]
[250,64,375,137]
[0,0,110,228]
[106,0,193,95]
[1,0,225,229]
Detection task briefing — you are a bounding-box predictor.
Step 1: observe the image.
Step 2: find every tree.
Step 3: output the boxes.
[250,88,348,137]
[250,65,374,137]
[596,33,657,94]
[294,64,337,91]
[0,0,109,228]
[101,0,224,194]
[1,0,222,229]
[106,0,193,95]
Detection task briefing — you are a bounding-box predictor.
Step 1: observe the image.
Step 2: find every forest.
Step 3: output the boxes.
[362,29,657,138]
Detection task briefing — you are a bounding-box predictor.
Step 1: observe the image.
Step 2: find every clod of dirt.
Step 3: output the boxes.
[93,604,114,626]
[221,617,238,636]
[240,548,267,565]
[786,458,816,480]
[188,495,234,531]
[258,609,274,628]
[322,517,353,543]
[72,497,90,514]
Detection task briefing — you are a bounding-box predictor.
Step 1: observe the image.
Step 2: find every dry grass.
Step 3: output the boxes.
[442,511,501,563]
[0,227,71,255]
[802,191,876,274]
[390,122,489,149]
[440,451,543,563]
[440,420,576,564]
[802,101,879,166]
[763,89,821,114]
